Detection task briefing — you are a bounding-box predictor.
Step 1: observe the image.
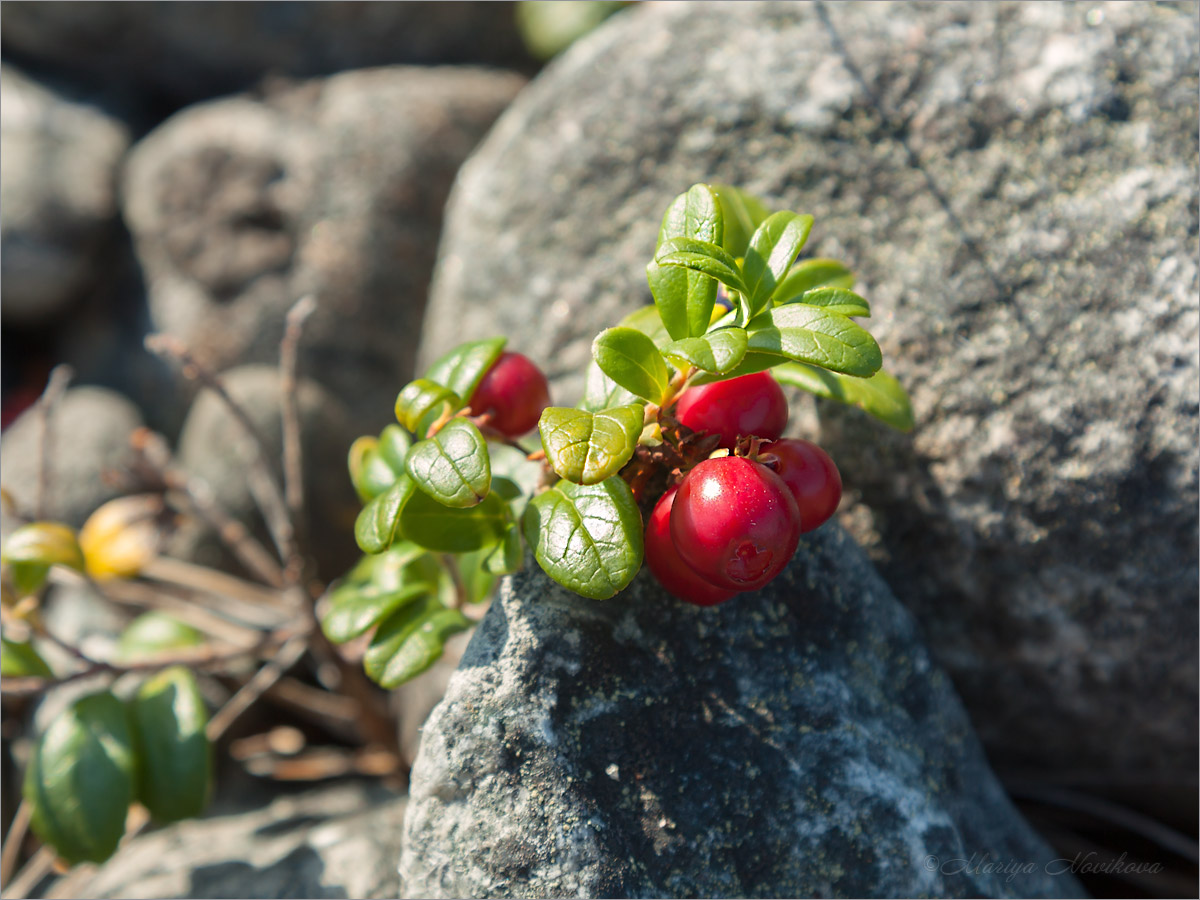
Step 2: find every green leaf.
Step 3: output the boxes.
[654,237,748,298]
[321,579,433,644]
[649,184,724,339]
[687,351,785,385]
[129,667,211,824]
[423,337,506,402]
[405,419,491,508]
[772,363,915,432]
[592,328,670,405]
[364,596,473,688]
[1,637,53,678]
[710,184,771,258]
[24,691,134,865]
[580,360,637,412]
[377,425,413,472]
[394,379,461,436]
[355,475,416,554]
[522,477,643,600]
[773,258,855,302]
[483,524,524,576]
[618,305,672,346]
[742,211,814,312]
[399,490,509,553]
[745,304,882,377]
[538,404,643,485]
[662,328,749,374]
[116,613,205,663]
[783,286,870,318]
[2,523,85,594]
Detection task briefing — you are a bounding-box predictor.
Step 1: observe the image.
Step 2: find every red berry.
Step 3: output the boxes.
[645,486,740,607]
[761,439,842,534]
[671,372,788,449]
[670,456,801,592]
[467,352,551,437]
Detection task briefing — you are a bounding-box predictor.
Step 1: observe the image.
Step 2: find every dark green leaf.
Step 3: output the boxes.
[484,524,524,576]
[349,424,413,503]
[377,425,413,473]
[710,184,771,258]
[538,404,643,485]
[522,477,643,600]
[1,637,52,678]
[321,579,433,643]
[24,691,134,865]
[394,379,461,436]
[2,523,85,589]
[687,352,784,385]
[592,328,670,405]
[742,211,814,312]
[364,596,472,688]
[772,363,914,432]
[745,304,882,377]
[355,476,416,554]
[130,667,211,824]
[116,613,205,663]
[773,257,855,302]
[423,338,506,402]
[784,286,870,318]
[399,490,509,553]
[654,237,748,298]
[650,184,724,339]
[662,328,748,374]
[405,419,491,508]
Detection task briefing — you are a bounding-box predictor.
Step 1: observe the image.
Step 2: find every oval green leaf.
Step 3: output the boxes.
[579,359,637,413]
[423,337,506,401]
[618,304,671,346]
[117,612,205,663]
[398,490,509,553]
[742,210,814,312]
[130,667,212,824]
[364,596,473,688]
[355,475,416,554]
[522,477,643,600]
[538,404,643,486]
[772,363,914,432]
[592,327,670,405]
[1,637,53,678]
[710,184,771,259]
[321,551,440,644]
[773,258,855,303]
[745,304,882,377]
[662,328,749,374]
[24,691,134,865]
[654,237,748,298]
[786,286,870,318]
[650,184,724,339]
[394,379,461,436]
[405,418,491,508]
[687,351,785,385]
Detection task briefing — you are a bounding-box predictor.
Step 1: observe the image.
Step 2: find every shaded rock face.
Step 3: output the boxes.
[418,0,1199,777]
[123,66,525,433]
[0,65,130,325]
[0,2,530,105]
[400,529,1084,899]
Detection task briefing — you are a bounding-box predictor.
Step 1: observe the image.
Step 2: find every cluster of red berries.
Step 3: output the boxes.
[466,354,841,608]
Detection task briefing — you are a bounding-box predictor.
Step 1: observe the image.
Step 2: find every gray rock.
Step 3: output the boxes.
[418,0,1199,778]
[172,364,361,581]
[123,66,525,433]
[1,2,530,104]
[0,386,144,527]
[401,532,1084,899]
[0,65,130,325]
[48,780,406,900]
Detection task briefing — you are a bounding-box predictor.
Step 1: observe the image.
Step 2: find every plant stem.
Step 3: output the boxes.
[0,800,32,886]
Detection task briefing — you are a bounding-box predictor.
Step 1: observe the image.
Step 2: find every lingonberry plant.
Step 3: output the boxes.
[333,183,913,686]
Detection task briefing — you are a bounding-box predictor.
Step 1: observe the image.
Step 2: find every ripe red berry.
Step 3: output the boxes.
[761,439,842,534]
[671,372,788,449]
[670,456,801,592]
[467,352,551,437]
[645,486,740,607]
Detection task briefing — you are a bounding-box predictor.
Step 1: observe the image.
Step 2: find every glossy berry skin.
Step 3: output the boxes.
[672,372,788,449]
[467,352,551,437]
[645,486,740,607]
[671,456,801,592]
[762,439,842,534]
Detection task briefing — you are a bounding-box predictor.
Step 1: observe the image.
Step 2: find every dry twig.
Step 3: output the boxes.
[34,365,73,519]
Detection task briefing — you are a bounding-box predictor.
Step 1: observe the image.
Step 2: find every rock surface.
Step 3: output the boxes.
[123,66,525,432]
[47,781,406,900]
[171,365,360,581]
[400,531,1084,899]
[0,386,144,528]
[0,65,130,325]
[1,2,530,105]
[418,0,1199,777]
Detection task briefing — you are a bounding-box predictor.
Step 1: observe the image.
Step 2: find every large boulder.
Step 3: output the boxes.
[417,0,1199,778]
[0,65,129,325]
[123,66,525,433]
[400,531,1084,899]
[0,2,530,105]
